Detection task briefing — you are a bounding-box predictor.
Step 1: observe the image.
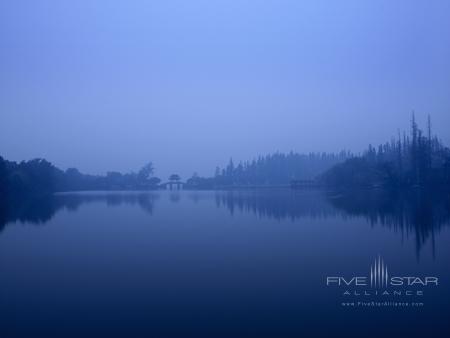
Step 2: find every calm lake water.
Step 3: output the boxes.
[1,189,450,338]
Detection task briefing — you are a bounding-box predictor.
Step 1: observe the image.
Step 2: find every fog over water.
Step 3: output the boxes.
[1,1,450,178]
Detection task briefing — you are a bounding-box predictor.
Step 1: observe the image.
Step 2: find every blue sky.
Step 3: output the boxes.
[1,0,449,178]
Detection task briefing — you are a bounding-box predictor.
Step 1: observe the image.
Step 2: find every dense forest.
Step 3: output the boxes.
[0,150,351,197]
[185,152,351,189]
[0,158,161,199]
[322,115,450,190]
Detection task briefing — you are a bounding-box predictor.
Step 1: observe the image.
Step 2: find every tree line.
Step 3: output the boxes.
[322,115,450,189]
[0,159,162,199]
[185,151,351,189]
[2,115,449,196]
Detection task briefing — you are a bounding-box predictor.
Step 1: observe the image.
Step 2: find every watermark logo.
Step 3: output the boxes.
[370,256,388,288]
[325,256,439,307]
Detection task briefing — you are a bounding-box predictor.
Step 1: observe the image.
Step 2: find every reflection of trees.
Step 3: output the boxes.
[60,192,159,215]
[327,189,450,256]
[2,188,449,257]
[214,189,340,220]
[213,188,450,256]
[0,196,57,230]
[0,192,160,232]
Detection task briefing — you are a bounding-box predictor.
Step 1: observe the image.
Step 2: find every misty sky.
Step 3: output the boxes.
[1,1,449,179]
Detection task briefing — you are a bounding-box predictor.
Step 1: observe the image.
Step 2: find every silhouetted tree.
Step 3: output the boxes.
[138,162,155,182]
[323,115,450,190]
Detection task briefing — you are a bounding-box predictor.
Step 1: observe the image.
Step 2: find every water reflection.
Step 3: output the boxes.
[0,195,57,227]
[213,189,450,256]
[327,189,450,256]
[0,192,159,232]
[1,189,450,256]
[213,189,340,220]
